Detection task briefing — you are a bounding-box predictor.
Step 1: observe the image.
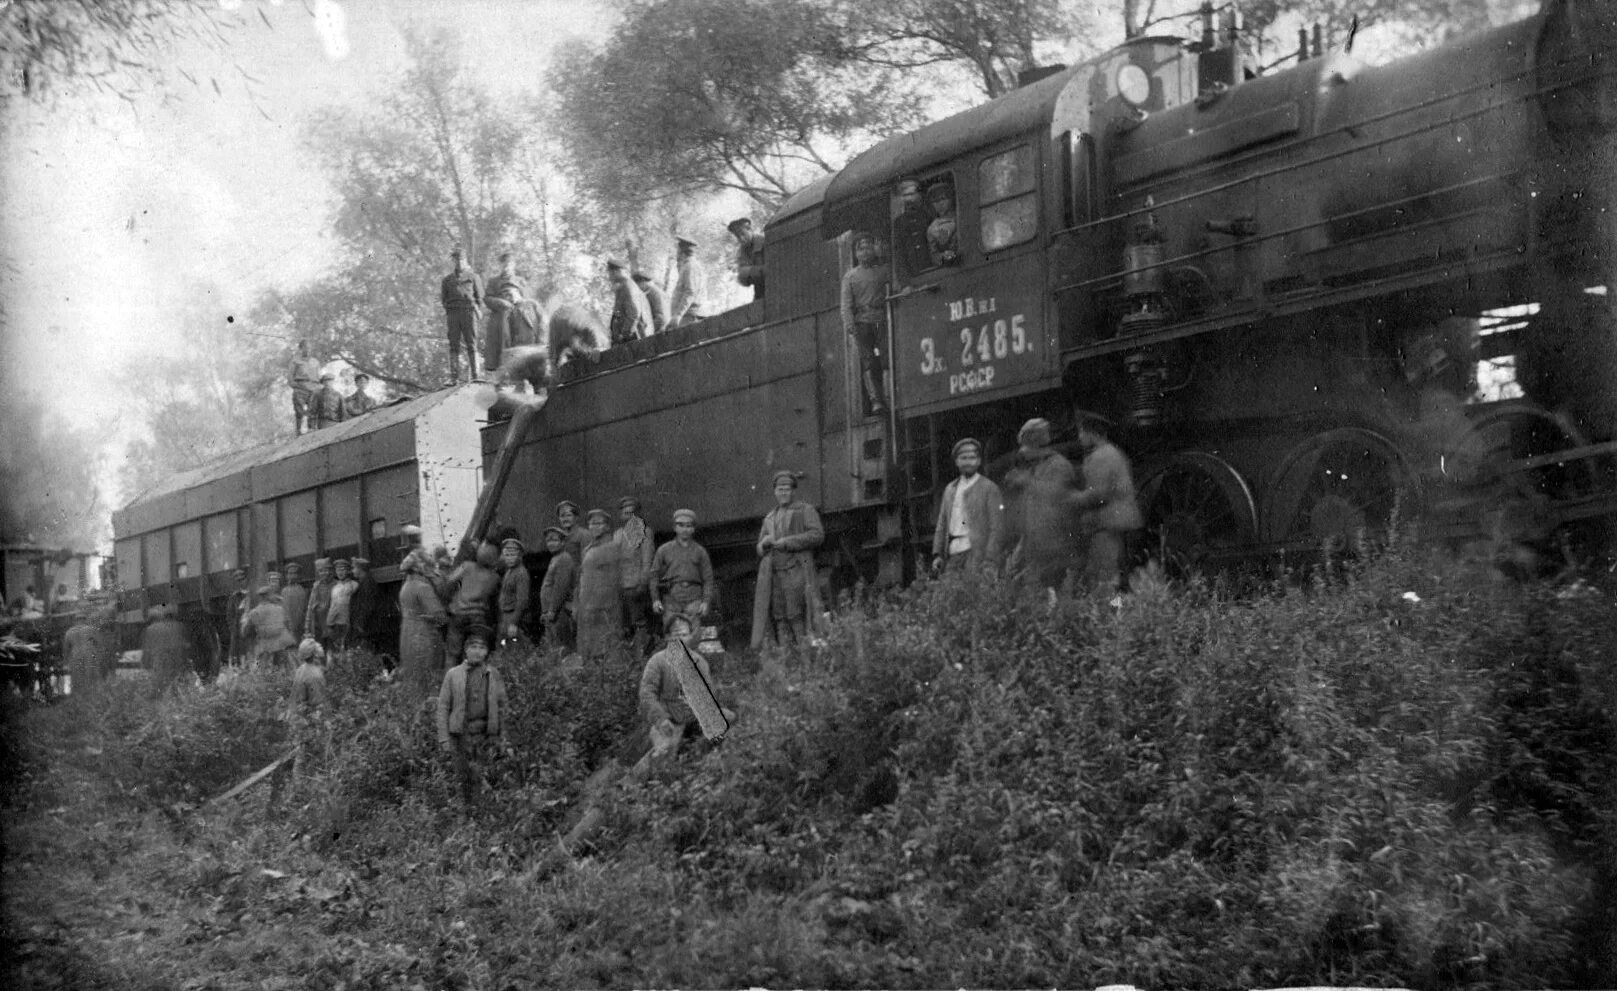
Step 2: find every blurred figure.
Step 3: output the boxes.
[225,568,251,666]
[288,637,328,720]
[61,606,117,697]
[398,549,449,695]
[1072,413,1143,595]
[305,557,335,646]
[241,587,297,668]
[729,217,765,298]
[436,623,509,810]
[750,470,827,649]
[931,437,1005,574]
[440,245,485,385]
[445,542,500,664]
[668,234,707,326]
[142,605,194,689]
[1002,418,1080,596]
[484,250,525,373]
[632,272,669,334]
[348,557,382,655]
[280,562,308,642]
[547,303,606,373]
[607,257,652,345]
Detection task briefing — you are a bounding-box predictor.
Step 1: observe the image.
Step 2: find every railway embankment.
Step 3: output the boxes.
[3,544,1614,989]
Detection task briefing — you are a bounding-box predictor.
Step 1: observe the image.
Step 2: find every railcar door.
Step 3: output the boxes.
[887,141,1055,419]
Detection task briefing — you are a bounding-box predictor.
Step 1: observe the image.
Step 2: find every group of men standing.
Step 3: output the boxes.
[289,340,380,435]
[232,556,384,670]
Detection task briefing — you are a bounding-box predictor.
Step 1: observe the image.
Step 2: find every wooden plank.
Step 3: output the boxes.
[207,749,296,805]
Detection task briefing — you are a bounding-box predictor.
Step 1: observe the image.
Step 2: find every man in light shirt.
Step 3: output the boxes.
[931,437,1005,574]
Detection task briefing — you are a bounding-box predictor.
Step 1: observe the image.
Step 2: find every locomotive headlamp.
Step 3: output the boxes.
[1116,63,1152,107]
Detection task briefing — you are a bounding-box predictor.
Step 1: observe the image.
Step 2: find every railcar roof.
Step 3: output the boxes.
[118,386,470,511]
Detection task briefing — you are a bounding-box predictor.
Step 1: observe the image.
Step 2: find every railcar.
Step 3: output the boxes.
[110,388,487,662]
[482,0,1617,611]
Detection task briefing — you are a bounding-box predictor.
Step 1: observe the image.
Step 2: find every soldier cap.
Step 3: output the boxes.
[631,271,653,283]
[350,557,370,568]
[673,508,697,525]
[674,233,698,248]
[450,245,464,256]
[462,623,493,647]
[951,437,983,459]
[255,584,278,598]
[618,495,640,512]
[927,180,954,199]
[852,230,878,248]
[555,500,580,516]
[1017,417,1052,448]
[897,178,921,195]
[770,469,799,489]
[606,257,626,271]
[314,557,332,569]
[320,371,335,382]
[354,372,370,383]
[585,507,612,524]
[542,526,567,541]
[283,561,302,574]
[1076,409,1115,434]
[501,537,524,552]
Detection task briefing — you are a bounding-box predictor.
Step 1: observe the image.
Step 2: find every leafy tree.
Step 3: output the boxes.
[549,0,925,209]
[263,28,572,390]
[0,390,108,550]
[832,0,1098,99]
[118,283,286,503]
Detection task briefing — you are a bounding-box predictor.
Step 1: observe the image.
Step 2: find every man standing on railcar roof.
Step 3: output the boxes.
[729,217,766,299]
[1072,412,1143,596]
[750,470,828,650]
[290,340,321,435]
[313,371,346,430]
[633,272,669,335]
[484,251,525,374]
[344,372,378,418]
[668,234,707,327]
[607,258,652,345]
[440,245,485,386]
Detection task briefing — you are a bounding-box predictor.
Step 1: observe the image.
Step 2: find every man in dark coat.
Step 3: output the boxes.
[140,606,193,691]
[280,562,308,642]
[344,373,378,417]
[440,245,485,385]
[62,606,117,696]
[1002,417,1081,595]
[313,372,346,430]
[225,568,251,666]
[890,178,933,279]
[729,217,766,299]
[750,470,828,649]
[349,557,383,653]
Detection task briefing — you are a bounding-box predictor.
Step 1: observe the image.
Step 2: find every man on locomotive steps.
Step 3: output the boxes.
[841,230,890,416]
[440,245,485,386]
[750,470,829,650]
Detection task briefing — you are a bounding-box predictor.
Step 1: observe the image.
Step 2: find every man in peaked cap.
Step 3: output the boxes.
[650,507,716,623]
[539,526,576,654]
[891,178,933,278]
[668,234,707,327]
[615,496,656,655]
[436,622,510,810]
[344,372,378,417]
[440,244,485,386]
[607,257,652,345]
[305,557,336,645]
[497,536,530,642]
[751,469,827,649]
[932,437,1005,575]
[313,371,347,430]
[728,217,766,299]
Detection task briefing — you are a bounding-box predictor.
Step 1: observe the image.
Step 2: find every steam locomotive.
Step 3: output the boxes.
[483,0,1617,606]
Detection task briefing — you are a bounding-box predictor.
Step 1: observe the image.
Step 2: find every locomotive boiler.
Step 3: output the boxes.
[483,0,1617,609]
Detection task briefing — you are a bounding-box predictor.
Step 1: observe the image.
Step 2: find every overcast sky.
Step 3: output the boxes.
[0,0,607,439]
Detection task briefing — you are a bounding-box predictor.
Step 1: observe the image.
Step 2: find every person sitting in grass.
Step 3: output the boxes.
[436,623,510,810]
[637,608,735,766]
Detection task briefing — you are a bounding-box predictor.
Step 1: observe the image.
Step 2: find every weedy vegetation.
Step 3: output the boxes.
[3,541,1614,989]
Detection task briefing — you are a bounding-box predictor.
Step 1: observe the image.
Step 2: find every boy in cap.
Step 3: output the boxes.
[289,637,328,719]
[313,371,347,430]
[497,536,530,642]
[539,526,576,653]
[729,217,765,298]
[436,623,509,809]
[440,245,485,385]
[751,470,828,649]
[931,437,1006,574]
[615,496,656,655]
[650,508,716,621]
[632,272,669,334]
[607,258,652,344]
[840,230,891,415]
[668,234,706,326]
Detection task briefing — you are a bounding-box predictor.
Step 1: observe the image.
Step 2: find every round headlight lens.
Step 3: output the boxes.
[1116,63,1152,106]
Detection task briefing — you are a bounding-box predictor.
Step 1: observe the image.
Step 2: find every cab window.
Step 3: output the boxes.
[890,172,959,281]
[979,145,1036,252]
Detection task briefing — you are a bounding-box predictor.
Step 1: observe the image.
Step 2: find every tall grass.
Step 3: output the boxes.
[3,544,1614,989]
